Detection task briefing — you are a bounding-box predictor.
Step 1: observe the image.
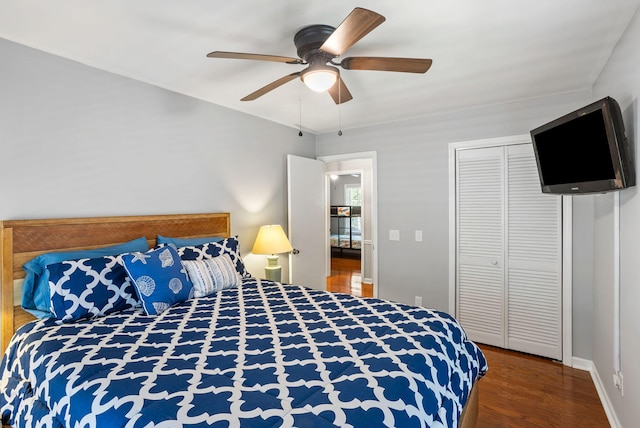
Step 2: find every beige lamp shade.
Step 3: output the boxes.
[252,224,293,255]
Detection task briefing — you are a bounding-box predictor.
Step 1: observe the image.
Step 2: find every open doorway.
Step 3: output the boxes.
[287,152,377,295]
[320,152,377,298]
[326,174,373,297]
[287,152,377,297]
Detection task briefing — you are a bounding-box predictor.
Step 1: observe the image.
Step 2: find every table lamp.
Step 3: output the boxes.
[252,224,293,282]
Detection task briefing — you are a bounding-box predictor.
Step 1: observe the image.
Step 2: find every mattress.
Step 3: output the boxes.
[1,278,487,428]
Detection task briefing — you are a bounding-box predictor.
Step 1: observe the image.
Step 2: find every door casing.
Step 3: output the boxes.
[319,151,378,297]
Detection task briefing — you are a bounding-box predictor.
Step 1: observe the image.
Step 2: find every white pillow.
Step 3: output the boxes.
[182,254,242,297]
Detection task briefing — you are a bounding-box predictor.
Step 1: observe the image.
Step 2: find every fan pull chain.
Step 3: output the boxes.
[298,91,303,137]
[338,76,343,136]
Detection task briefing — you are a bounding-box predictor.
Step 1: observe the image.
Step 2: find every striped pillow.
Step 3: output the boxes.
[183,254,242,297]
[177,237,252,279]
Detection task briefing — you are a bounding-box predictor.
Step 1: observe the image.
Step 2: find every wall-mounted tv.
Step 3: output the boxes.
[530,96,635,194]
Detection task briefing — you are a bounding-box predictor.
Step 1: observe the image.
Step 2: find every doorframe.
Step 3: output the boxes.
[448,135,573,365]
[318,151,379,297]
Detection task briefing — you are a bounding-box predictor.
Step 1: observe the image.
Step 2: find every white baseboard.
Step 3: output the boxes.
[572,356,620,428]
[572,356,593,372]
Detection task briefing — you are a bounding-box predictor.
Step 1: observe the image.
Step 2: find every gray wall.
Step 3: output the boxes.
[329,174,361,206]
[0,38,315,300]
[571,197,595,360]
[316,91,597,360]
[591,7,640,426]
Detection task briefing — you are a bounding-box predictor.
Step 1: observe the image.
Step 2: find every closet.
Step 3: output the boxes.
[454,143,562,360]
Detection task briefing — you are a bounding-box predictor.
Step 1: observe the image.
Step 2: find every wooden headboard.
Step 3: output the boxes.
[0,213,230,355]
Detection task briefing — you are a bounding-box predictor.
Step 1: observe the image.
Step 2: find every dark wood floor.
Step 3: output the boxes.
[326,258,610,427]
[477,345,609,427]
[326,257,373,297]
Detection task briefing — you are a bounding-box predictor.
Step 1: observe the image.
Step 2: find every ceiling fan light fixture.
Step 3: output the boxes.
[301,65,339,92]
[209,8,431,104]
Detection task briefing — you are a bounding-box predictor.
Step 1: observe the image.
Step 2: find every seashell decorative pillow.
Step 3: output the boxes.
[122,244,194,316]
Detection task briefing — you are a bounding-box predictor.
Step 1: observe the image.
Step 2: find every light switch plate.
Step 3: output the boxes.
[389,229,400,241]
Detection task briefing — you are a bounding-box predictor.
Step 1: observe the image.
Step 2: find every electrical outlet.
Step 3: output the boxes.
[415,296,423,306]
[389,229,400,241]
[415,230,423,242]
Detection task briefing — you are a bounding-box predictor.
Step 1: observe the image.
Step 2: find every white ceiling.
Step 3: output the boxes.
[1,0,639,134]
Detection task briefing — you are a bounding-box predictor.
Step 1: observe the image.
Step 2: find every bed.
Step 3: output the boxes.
[330,232,361,249]
[0,213,486,428]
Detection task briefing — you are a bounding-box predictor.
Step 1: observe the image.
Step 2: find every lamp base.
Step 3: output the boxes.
[264,255,282,282]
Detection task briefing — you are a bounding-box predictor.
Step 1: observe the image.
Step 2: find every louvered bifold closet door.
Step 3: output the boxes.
[456,147,505,347]
[506,144,562,359]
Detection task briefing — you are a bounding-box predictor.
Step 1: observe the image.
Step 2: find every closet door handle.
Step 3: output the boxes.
[491,260,498,265]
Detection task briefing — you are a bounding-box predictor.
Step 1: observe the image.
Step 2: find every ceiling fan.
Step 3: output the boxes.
[206,7,432,104]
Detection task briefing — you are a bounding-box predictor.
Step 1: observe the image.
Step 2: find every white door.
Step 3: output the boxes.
[455,143,563,360]
[287,155,326,290]
[505,144,562,359]
[456,146,506,348]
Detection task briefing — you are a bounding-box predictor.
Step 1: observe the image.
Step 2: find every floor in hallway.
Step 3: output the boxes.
[326,257,373,297]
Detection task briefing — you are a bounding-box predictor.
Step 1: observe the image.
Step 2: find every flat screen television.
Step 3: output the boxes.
[530,96,635,194]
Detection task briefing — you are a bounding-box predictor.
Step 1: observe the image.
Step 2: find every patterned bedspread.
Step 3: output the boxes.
[1,279,487,428]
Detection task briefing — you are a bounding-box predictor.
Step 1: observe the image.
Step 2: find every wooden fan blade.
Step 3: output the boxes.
[341,57,432,73]
[327,76,353,104]
[241,72,301,101]
[320,8,385,57]
[207,51,302,64]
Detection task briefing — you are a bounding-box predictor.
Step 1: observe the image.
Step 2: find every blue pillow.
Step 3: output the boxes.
[157,235,223,247]
[122,245,194,315]
[178,236,252,278]
[48,255,139,323]
[22,237,149,318]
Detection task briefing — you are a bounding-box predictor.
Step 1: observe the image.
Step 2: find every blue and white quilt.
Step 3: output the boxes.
[1,279,487,428]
